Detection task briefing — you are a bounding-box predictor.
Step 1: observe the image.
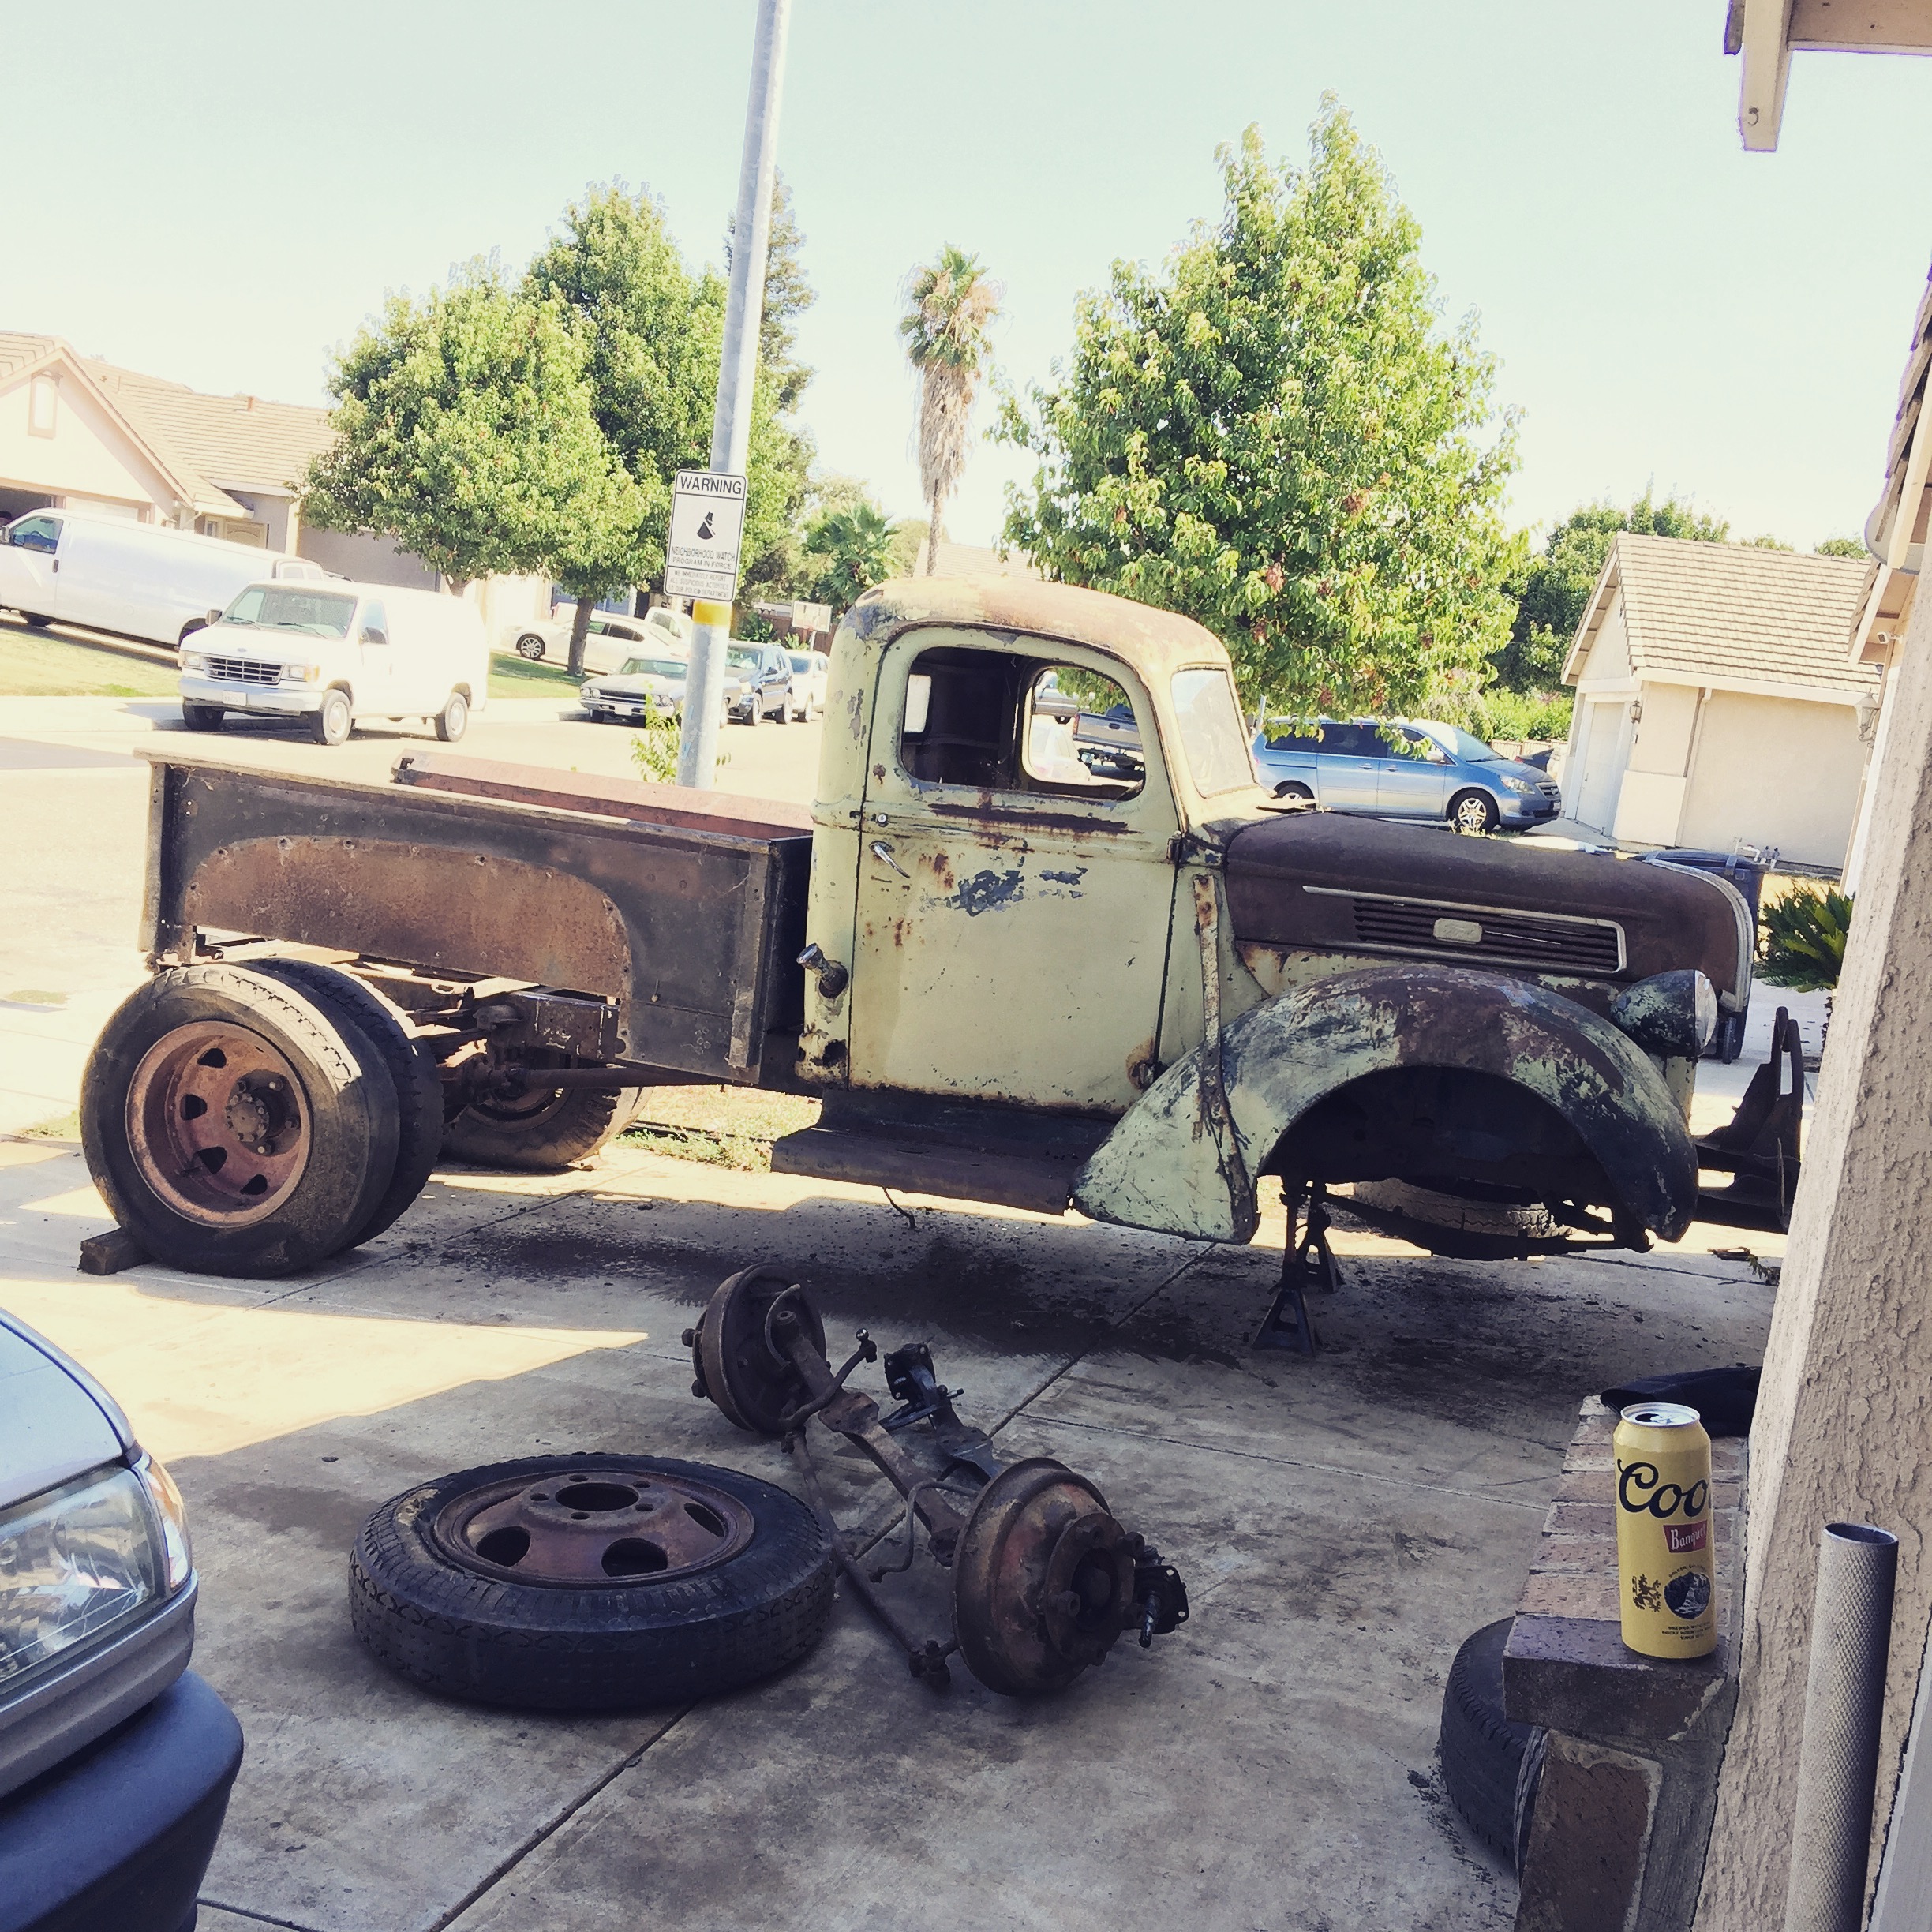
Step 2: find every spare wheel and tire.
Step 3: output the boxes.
[349,1454,834,1709]
[80,964,402,1278]
[1440,1618,1544,1873]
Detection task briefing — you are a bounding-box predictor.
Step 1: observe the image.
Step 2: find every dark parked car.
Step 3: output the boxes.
[0,1310,241,1932]
[725,642,796,724]
[1252,717,1563,834]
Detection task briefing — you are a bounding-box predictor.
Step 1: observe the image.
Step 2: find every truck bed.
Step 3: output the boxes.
[138,748,813,1084]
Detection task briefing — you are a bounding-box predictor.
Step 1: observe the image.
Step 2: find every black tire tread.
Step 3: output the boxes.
[1440,1618,1542,1870]
[251,960,441,1247]
[444,1083,643,1171]
[347,1453,833,1710]
[80,964,399,1278]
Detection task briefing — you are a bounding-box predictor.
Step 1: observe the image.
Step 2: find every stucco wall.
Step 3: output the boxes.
[0,364,174,511]
[296,526,439,591]
[1692,582,1932,1928]
[1679,690,1866,869]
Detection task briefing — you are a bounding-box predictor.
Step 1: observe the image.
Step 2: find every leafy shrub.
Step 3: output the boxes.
[1758,885,1854,991]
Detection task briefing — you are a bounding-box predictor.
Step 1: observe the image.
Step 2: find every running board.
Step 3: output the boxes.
[769,1129,1075,1216]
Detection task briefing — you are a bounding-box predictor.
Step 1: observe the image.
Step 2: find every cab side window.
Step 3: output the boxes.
[361,601,389,644]
[7,515,59,553]
[899,646,1143,800]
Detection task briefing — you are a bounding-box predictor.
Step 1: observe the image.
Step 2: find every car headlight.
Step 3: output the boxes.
[181,651,208,672]
[0,1462,179,1690]
[280,662,321,685]
[1500,775,1535,795]
[582,686,605,700]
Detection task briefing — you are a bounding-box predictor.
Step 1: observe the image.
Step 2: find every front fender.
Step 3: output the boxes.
[1073,965,1698,1245]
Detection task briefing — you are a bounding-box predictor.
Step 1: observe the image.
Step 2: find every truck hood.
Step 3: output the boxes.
[1221,810,1749,1006]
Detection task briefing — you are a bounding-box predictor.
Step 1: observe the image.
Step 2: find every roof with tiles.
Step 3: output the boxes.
[1576,533,1879,695]
[0,329,333,512]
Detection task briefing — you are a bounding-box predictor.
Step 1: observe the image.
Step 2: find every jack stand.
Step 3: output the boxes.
[1255,1181,1339,1354]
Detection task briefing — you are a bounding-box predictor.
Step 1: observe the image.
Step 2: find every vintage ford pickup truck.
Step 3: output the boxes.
[80,578,1758,1322]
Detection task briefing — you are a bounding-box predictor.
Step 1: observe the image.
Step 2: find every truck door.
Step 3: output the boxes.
[1,514,63,623]
[847,627,1177,1112]
[355,600,392,713]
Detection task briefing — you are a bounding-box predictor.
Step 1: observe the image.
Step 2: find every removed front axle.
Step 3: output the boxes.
[685,1265,1189,1694]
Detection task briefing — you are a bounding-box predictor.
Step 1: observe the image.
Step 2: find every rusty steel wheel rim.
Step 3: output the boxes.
[430,1467,757,1586]
[125,1020,312,1226]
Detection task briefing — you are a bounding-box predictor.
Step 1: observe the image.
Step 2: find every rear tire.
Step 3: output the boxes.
[182,703,225,732]
[80,965,401,1278]
[444,1065,644,1171]
[310,689,352,747]
[251,961,442,1248]
[349,1453,833,1711]
[434,690,469,743]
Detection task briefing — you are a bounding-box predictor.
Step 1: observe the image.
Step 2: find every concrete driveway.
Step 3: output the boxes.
[1,1129,1777,1931]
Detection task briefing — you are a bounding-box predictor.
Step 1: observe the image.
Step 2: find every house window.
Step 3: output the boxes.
[28,374,57,437]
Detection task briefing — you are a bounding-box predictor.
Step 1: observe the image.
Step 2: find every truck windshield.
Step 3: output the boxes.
[618,657,687,679]
[223,586,358,638]
[1171,668,1256,796]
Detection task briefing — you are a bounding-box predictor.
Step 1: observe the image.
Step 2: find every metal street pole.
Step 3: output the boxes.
[677,0,792,788]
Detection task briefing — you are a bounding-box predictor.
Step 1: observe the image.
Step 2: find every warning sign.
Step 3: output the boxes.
[665,470,748,601]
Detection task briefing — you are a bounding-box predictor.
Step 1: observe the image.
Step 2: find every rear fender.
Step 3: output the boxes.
[1073,965,1698,1244]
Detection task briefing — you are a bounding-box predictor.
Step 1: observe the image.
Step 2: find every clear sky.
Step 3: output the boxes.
[14,2,1932,554]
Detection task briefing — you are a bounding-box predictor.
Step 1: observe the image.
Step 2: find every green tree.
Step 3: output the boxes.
[1815,535,1866,558]
[1002,104,1521,726]
[301,259,640,602]
[799,500,902,612]
[1493,492,1730,692]
[902,245,1001,575]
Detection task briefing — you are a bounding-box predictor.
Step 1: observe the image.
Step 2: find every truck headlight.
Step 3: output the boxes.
[0,1465,170,1690]
[1500,775,1536,795]
[282,663,321,684]
[181,651,208,672]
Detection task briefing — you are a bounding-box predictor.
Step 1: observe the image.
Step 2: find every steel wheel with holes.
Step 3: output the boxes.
[689,1264,829,1436]
[951,1458,1140,1694]
[515,632,548,661]
[1449,788,1499,836]
[349,1454,834,1709]
[80,964,401,1278]
[442,1050,643,1170]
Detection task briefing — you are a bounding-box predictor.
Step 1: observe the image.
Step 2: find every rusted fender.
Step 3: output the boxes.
[1073,965,1698,1245]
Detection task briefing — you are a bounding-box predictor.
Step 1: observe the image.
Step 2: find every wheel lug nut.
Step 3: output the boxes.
[1050,1590,1084,1617]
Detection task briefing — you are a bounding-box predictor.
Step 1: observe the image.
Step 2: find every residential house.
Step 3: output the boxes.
[0,331,546,636]
[1559,533,1878,869]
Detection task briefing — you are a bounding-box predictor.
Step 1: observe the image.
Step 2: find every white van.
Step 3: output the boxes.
[0,510,324,650]
[178,579,488,745]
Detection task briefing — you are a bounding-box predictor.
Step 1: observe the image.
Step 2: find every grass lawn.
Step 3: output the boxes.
[488,650,585,702]
[620,1084,820,1171]
[0,627,179,697]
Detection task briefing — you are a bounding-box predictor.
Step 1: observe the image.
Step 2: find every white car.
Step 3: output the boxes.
[503,606,692,676]
[786,648,830,721]
[580,652,745,726]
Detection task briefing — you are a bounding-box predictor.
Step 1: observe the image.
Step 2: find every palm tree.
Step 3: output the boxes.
[899,246,1001,576]
[803,500,902,613]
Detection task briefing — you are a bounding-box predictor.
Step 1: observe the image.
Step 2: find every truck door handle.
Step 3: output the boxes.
[869,840,911,879]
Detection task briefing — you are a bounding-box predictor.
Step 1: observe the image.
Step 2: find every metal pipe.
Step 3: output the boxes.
[1783,1521,1900,1932]
[678,0,792,789]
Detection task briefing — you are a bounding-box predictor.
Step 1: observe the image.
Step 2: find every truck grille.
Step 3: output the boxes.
[1347,895,1624,975]
[205,657,281,685]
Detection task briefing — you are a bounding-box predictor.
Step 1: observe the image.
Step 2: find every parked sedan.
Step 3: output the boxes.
[786,649,830,721]
[0,1309,242,1930]
[579,653,744,726]
[1253,717,1563,833]
[503,607,692,676]
[726,642,795,724]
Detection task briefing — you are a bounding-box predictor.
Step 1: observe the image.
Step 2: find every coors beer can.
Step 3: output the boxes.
[1613,1402,1716,1658]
